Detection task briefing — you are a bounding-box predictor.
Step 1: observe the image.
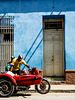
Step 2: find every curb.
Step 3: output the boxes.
[26,90,75,93]
[50,90,75,93]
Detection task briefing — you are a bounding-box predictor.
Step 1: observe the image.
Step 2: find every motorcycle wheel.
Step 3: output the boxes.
[0,79,14,97]
[35,78,50,94]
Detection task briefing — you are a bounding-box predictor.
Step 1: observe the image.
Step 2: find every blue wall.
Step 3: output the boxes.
[65,13,75,70]
[13,13,43,69]
[0,0,75,13]
[0,0,75,70]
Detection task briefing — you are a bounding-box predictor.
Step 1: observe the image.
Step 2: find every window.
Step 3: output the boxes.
[4,34,14,41]
[0,16,14,42]
[0,15,14,70]
[45,21,62,29]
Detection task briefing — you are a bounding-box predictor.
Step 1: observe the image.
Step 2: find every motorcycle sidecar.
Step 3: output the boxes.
[0,73,43,97]
[14,74,43,86]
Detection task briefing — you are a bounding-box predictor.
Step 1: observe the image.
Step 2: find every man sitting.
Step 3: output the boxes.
[5,63,13,71]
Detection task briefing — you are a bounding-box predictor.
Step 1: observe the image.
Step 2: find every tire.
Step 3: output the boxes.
[13,88,18,94]
[0,79,14,97]
[35,78,50,94]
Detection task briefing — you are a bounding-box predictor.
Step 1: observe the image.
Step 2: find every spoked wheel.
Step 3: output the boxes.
[0,80,14,97]
[35,78,50,94]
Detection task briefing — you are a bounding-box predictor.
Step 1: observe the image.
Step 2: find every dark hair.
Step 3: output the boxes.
[17,55,23,61]
[11,56,15,59]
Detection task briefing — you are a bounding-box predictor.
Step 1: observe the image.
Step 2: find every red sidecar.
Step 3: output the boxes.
[0,67,50,97]
[14,74,43,86]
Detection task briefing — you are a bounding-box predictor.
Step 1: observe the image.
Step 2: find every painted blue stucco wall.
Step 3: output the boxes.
[13,13,43,69]
[65,13,75,70]
[0,0,75,70]
[0,0,75,13]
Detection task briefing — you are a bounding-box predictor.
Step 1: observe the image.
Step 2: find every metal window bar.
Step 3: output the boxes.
[45,21,62,29]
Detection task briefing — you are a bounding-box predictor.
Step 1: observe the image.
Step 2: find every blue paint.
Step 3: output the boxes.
[0,0,75,70]
[0,0,75,13]
[23,28,43,61]
[13,12,75,70]
[65,13,75,70]
[43,15,65,19]
[13,13,43,69]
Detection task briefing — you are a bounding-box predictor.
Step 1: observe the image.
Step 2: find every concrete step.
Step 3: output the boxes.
[44,77,66,85]
[50,81,66,85]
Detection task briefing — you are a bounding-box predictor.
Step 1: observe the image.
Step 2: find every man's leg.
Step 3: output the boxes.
[12,71,17,74]
[17,69,21,75]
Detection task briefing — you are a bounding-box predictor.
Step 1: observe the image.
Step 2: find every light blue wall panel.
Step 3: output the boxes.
[65,13,75,70]
[0,0,75,70]
[14,13,43,69]
[13,12,75,70]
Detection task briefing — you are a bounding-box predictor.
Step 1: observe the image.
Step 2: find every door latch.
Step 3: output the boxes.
[52,56,54,61]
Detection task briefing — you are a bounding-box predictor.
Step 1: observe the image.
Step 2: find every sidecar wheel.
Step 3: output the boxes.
[13,89,18,94]
[35,78,50,94]
[0,79,14,97]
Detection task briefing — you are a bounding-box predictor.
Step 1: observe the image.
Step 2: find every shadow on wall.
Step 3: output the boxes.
[0,0,75,13]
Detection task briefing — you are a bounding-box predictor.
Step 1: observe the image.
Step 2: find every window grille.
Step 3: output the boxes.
[0,15,14,71]
[45,21,62,29]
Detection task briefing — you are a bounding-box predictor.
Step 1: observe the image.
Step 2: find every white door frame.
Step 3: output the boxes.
[43,18,64,76]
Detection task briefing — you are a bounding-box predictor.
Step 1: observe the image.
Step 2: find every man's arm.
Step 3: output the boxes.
[25,63,30,69]
[10,66,13,71]
[7,61,11,64]
[22,60,30,69]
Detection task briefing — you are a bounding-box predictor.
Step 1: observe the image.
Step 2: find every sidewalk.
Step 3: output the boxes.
[50,84,75,92]
[29,84,75,93]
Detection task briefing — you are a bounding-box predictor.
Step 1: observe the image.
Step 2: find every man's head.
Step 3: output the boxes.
[11,56,15,61]
[17,55,23,61]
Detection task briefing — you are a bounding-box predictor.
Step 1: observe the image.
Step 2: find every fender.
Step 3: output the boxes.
[43,78,47,81]
[0,73,17,85]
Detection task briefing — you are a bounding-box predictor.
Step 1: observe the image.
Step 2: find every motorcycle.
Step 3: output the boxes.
[0,67,50,97]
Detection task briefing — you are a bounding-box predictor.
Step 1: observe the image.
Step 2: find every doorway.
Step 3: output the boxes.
[43,18,64,77]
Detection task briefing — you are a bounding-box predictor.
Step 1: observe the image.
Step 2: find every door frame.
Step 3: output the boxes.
[43,17,64,77]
